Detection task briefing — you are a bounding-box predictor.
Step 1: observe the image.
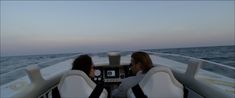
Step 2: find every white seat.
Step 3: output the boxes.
[58,70,108,98]
[127,66,184,98]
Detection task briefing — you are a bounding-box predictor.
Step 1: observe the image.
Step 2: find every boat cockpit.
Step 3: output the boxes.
[6,52,234,98]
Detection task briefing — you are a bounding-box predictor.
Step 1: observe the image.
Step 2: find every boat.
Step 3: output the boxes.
[0,51,234,98]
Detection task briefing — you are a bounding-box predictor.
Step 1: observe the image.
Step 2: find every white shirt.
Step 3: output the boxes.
[112,72,145,98]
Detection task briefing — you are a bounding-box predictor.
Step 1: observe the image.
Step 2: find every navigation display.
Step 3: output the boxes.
[105,68,119,78]
[107,70,116,77]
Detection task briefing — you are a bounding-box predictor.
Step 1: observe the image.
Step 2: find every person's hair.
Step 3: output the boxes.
[131,51,153,73]
[72,54,93,75]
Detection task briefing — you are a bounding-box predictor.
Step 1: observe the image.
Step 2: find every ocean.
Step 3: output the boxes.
[0,45,234,86]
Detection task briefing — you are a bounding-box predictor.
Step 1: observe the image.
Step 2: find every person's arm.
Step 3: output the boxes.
[112,80,128,98]
[112,76,142,98]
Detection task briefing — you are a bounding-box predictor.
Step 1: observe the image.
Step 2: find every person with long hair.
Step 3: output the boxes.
[71,54,95,78]
[112,51,153,98]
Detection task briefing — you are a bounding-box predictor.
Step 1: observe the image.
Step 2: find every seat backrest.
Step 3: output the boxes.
[127,66,183,98]
[58,70,108,98]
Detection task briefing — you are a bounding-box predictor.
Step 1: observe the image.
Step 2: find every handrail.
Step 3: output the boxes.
[146,51,233,98]
[11,65,63,98]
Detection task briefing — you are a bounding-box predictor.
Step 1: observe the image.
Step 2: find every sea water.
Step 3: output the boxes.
[0,45,234,86]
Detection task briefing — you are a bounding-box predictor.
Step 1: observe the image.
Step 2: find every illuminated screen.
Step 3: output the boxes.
[105,69,119,78]
[107,70,116,77]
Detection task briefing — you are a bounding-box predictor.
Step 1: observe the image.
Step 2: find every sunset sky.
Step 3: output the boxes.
[1,1,234,56]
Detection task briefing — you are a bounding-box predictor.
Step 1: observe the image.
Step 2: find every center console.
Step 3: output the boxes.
[93,65,132,98]
[93,65,130,84]
[92,52,133,98]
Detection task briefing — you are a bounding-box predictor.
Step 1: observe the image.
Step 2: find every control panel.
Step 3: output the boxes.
[93,65,130,84]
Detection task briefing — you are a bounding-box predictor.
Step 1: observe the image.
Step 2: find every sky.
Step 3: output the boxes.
[1,1,234,56]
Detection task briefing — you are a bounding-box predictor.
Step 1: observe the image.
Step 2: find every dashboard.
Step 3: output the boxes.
[92,65,132,98]
[93,65,131,84]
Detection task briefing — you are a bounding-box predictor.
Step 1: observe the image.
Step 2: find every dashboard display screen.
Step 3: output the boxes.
[107,70,116,77]
[105,68,119,78]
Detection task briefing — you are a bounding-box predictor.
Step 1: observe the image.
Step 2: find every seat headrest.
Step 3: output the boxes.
[128,66,183,98]
[58,70,107,98]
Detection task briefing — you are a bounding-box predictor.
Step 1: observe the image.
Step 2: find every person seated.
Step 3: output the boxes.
[112,51,153,98]
[71,54,95,78]
[57,54,107,98]
[127,66,184,98]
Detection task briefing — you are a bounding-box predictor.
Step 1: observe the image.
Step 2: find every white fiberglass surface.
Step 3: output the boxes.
[1,53,234,97]
[92,55,109,65]
[0,54,112,97]
[0,59,74,98]
[0,76,31,98]
[152,53,235,97]
[150,55,188,73]
[195,69,235,97]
